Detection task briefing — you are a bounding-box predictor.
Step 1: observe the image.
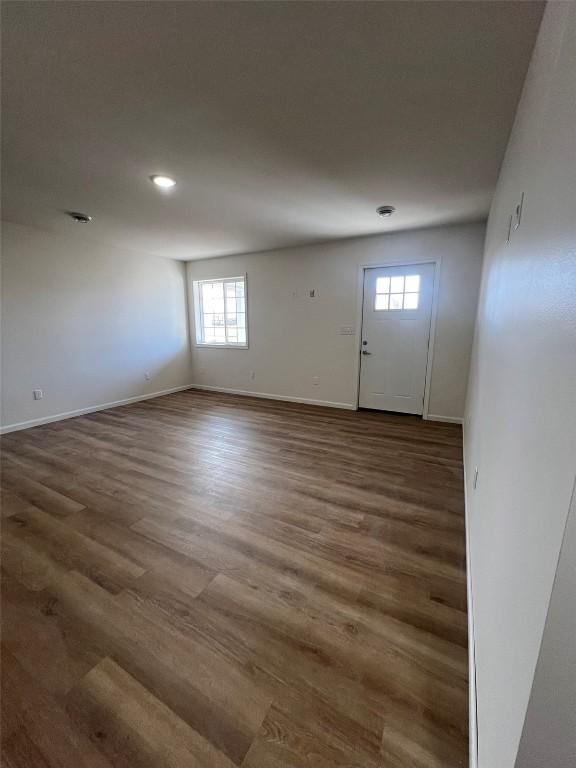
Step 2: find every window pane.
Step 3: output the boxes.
[389,293,403,310]
[207,297,224,313]
[203,281,223,299]
[405,275,420,292]
[236,297,245,313]
[225,297,237,314]
[375,294,389,310]
[376,276,390,294]
[226,313,237,326]
[236,281,245,297]
[202,283,224,313]
[403,293,419,309]
[213,313,225,326]
[225,282,236,298]
[236,313,246,331]
[227,329,238,342]
[390,276,404,293]
[238,328,246,344]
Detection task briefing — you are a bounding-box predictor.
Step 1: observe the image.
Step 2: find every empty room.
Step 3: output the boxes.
[1,2,575,767]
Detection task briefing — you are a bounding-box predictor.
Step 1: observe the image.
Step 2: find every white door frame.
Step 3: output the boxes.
[353,257,441,418]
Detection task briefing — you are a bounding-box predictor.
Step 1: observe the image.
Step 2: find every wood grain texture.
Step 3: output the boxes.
[0,389,468,767]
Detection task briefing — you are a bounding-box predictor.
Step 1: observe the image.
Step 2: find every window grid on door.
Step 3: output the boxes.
[375,274,420,311]
[195,276,247,346]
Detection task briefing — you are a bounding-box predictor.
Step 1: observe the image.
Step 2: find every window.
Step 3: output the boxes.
[375,274,420,311]
[193,276,247,347]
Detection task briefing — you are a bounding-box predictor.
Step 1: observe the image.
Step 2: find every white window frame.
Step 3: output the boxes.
[192,274,249,349]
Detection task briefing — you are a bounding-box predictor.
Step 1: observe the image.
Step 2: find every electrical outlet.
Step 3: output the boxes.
[33,389,43,400]
[309,289,316,298]
[144,372,151,381]
[312,376,320,386]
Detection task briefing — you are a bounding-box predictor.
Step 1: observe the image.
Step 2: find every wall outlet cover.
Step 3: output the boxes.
[33,389,43,400]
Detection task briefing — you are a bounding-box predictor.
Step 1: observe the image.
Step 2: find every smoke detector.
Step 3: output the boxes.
[67,211,92,223]
[377,205,396,217]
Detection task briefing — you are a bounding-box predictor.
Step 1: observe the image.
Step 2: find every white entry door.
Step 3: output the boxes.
[359,263,435,414]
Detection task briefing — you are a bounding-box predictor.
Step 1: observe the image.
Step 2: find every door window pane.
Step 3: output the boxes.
[375,294,389,310]
[405,275,420,292]
[403,293,419,309]
[374,271,421,311]
[376,276,390,294]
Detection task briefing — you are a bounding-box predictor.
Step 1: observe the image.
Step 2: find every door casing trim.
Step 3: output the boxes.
[353,257,441,418]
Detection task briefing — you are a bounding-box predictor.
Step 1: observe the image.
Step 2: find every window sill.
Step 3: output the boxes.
[195,343,249,350]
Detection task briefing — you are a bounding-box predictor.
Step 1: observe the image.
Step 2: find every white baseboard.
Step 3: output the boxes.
[188,383,356,411]
[462,427,479,768]
[0,384,194,435]
[425,413,464,424]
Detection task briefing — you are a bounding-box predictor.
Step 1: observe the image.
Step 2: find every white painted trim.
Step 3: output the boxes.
[189,384,355,410]
[0,384,193,434]
[462,426,479,768]
[192,272,249,349]
[354,257,441,418]
[423,260,441,419]
[194,343,249,350]
[426,414,464,425]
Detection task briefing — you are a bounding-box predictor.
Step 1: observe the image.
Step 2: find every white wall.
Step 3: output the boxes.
[186,222,485,420]
[464,3,576,768]
[515,489,576,768]
[1,221,191,431]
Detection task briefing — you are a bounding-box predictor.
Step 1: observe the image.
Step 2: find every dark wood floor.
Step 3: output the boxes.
[1,390,468,767]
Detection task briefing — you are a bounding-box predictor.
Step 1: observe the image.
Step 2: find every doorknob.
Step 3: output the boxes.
[362,350,372,355]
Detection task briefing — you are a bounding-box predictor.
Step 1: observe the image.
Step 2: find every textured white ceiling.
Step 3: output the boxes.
[1,1,543,260]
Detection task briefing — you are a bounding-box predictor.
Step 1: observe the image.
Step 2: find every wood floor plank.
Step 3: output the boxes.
[51,570,273,764]
[3,506,145,594]
[1,468,86,518]
[1,647,112,768]
[1,573,101,696]
[68,657,238,768]
[1,390,469,767]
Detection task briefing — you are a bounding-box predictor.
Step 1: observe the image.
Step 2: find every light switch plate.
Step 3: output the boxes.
[339,326,355,336]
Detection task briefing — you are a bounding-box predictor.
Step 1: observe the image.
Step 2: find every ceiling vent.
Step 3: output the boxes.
[67,211,92,223]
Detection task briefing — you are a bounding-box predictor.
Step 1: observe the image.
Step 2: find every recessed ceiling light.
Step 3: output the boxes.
[150,174,176,189]
[377,205,396,217]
